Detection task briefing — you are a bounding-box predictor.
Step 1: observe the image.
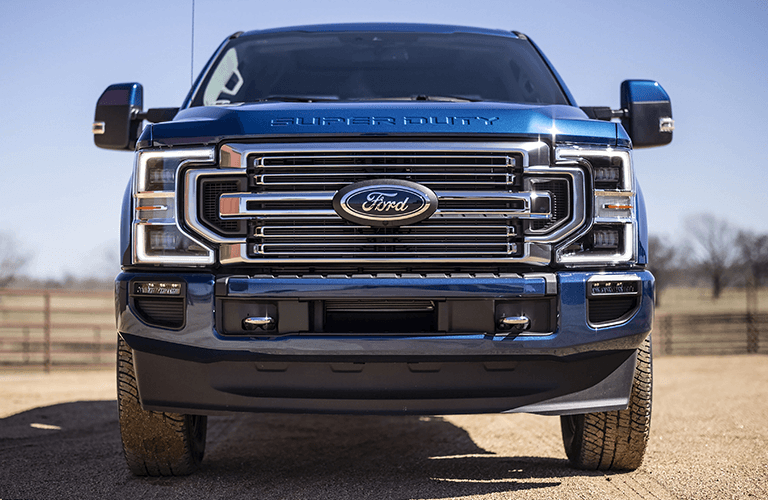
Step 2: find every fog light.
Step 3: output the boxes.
[129,280,186,329]
[133,281,183,296]
[588,280,640,297]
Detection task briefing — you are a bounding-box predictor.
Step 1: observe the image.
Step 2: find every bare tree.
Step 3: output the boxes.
[736,230,768,287]
[647,234,678,306]
[684,214,739,299]
[99,242,121,280]
[0,232,29,287]
[736,230,768,352]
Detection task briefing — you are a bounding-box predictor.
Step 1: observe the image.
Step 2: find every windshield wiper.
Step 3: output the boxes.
[254,94,483,103]
[254,95,340,103]
[411,94,482,102]
[348,95,482,103]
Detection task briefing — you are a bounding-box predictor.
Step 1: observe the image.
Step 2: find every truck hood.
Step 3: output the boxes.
[142,102,627,148]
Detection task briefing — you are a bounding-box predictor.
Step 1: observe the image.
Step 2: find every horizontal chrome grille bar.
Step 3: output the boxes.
[219,242,552,265]
[256,250,514,256]
[259,182,507,189]
[259,153,515,163]
[221,209,547,218]
[258,242,511,248]
[222,191,540,204]
[220,191,550,219]
[259,172,507,177]
[258,164,511,170]
[259,233,509,240]
[259,224,510,232]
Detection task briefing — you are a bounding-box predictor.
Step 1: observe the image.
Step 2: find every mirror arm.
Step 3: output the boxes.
[580,106,628,121]
[612,108,628,119]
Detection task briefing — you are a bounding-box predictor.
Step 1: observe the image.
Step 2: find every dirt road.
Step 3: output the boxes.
[1,355,766,499]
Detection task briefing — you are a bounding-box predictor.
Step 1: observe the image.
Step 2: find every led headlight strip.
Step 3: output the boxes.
[554,148,637,267]
[132,148,216,265]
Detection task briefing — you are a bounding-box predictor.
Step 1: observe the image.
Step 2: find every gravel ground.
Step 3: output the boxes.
[0,355,766,499]
[0,369,116,419]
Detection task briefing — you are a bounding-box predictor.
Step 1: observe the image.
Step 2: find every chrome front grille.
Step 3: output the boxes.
[250,152,516,192]
[250,218,517,258]
[185,142,585,268]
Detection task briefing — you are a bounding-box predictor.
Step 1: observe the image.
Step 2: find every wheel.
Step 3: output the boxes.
[117,336,207,476]
[560,335,652,471]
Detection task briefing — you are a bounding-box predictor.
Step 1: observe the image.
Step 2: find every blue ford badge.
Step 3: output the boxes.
[333,179,438,227]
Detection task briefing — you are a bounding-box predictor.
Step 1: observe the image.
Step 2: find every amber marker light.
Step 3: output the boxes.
[603,204,633,210]
[220,196,239,216]
[136,206,167,211]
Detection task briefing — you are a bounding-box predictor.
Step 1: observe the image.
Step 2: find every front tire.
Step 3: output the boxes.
[560,335,652,471]
[117,336,207,476]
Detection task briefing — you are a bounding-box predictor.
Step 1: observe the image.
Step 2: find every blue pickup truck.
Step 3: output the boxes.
[94,23,672,476]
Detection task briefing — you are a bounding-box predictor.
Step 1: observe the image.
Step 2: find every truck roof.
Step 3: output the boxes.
[239,23,521,39]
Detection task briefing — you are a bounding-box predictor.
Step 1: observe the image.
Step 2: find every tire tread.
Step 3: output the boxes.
[117,337,206,476]
[561,335,652,471]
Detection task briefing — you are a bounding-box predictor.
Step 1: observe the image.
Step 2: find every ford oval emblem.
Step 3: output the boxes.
[333,179,438,227]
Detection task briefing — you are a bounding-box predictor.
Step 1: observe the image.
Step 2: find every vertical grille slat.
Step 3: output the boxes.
[529,179,570,232]
[200,179,242,233]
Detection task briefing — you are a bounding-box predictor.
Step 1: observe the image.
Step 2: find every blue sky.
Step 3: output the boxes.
[1,0,767,279]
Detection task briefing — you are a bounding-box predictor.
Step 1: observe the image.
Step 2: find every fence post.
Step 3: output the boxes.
[43,292,51,373]
[655,314,664,356]
[23,326,30,364]
[747,313,759,353]
[94,327,101,364]
[663,315,673,355]
[746,282,759,354]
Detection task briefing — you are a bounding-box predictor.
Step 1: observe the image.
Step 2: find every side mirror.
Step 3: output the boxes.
[93,83,144,151]
[620,80,674,148]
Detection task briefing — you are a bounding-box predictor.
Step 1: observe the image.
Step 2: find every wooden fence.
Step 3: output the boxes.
[0,289,765,370]
[0,289,115,371]
[653,312,766,356]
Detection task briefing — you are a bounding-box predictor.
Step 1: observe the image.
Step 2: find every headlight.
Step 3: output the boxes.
[132,148,215,265]
[555,148,637,267]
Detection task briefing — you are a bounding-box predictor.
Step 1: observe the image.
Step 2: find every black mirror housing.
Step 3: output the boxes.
[620,80,674,148]
[93,83,144,151]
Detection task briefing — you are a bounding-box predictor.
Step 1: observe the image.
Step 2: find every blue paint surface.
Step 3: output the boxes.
[621,80,671,103]
[142,101,618,147]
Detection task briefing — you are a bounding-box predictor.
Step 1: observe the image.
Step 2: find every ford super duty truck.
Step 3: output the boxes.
[93,23,672,476]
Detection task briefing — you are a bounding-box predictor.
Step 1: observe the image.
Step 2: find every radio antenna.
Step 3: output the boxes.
[190,0,195,86]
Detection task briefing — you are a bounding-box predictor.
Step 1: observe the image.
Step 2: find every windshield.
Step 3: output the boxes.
[190,30,569,107]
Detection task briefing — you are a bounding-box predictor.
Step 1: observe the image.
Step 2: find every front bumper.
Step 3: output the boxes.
[116,270,653,415]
